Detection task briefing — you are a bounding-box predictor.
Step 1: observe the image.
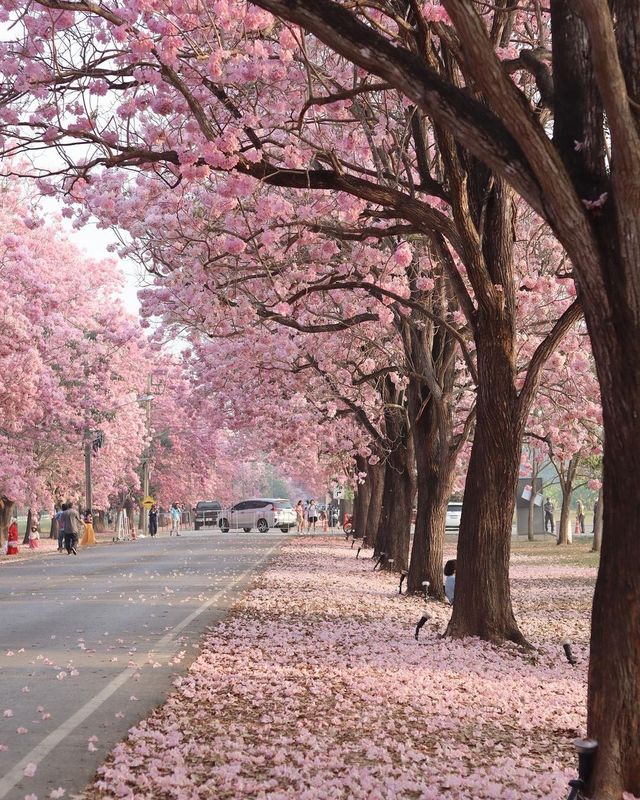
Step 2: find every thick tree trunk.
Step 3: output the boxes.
[591,486,603,553]
[407,399,454,598]
[446,325,527,644]
[0,497,14,546]
[49,513,58,540]
[586,340,640,798]
[447,417,525,643]
[374,406,414,573]
[352,455,371,535]
[375,450,413,572]
[588,451,640,796]
[364,460,384,547]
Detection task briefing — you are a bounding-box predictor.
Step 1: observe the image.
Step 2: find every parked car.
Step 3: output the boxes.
[446,501,463,529]
[218,499,296,533]
[194,500,222,531]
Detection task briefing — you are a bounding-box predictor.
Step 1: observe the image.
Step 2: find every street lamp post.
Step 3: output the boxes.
[84,438,93,514]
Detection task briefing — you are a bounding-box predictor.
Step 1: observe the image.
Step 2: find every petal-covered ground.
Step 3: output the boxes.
[84,537,595,800]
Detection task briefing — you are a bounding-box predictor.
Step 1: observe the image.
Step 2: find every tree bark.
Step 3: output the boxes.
[588,421,640,797]
[374,406,414,573]
[351,454,371,535]
[556,454,579,545]
[364,460,384,548]
[23,508,32,546]
[446,315,528,645]
[0,497,14,546]
[49,513,58,540]
[557,495,572,545]
[407,394,454,599]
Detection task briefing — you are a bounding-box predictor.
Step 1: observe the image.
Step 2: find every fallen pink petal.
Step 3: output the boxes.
[81,538,592,799]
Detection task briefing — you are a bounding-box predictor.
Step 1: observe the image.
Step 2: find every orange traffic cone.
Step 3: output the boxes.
[574,518,580,535]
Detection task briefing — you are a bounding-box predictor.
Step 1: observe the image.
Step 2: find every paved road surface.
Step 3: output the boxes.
[0,530,287,800]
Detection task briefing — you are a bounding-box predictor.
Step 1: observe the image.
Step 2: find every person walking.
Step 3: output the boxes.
[307,500,318,533]
[149,504,158,538]
[80,512,97,546]
[56,504,67,552]
[543,498,555,534]
[576,499,586,534]
[62,502,82,554]
[170,503,181,536]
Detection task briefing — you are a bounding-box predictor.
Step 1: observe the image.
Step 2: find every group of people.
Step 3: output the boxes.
[55,503,96,553]
[294,499,331,533]
[4,499,181,556]
[543,497,595,535]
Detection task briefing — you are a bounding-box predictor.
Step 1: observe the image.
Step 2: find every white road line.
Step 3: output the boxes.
[0,542,281,800]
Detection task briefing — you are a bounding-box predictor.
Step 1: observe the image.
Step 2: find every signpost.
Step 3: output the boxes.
[142,496,155,510]
[333,485,344,500]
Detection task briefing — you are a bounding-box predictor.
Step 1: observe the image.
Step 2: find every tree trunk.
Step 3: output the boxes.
[374,404,414,573]
[375,449,413,572]
[446,331,527,645]
[591,486,603,553]
[352,455,371,535]
[556,454,579,545]
[364,460,384,547]
[0,497,14,546]
[557,487,573,545]
[407,398,454,599]
[587,411,640,797]
[23,508,32,545]
[49,513,58,540]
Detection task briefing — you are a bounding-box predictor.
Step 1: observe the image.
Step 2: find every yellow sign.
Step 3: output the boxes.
[142,496,155,510]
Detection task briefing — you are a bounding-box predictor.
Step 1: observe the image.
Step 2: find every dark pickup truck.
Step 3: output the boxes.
[194,500,222,530]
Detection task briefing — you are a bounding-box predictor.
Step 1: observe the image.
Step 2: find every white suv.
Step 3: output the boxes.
[218,498,296,533]
[446,501,463,529]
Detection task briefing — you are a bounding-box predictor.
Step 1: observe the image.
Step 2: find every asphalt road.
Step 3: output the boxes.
[0,530,288,800]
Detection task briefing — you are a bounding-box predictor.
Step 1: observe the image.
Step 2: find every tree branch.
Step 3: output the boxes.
[517,298,582,417]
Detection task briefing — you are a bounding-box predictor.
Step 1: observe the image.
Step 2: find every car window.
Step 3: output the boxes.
[252,501,270,509]
[232,502,248,511]
[448,503,463,511]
